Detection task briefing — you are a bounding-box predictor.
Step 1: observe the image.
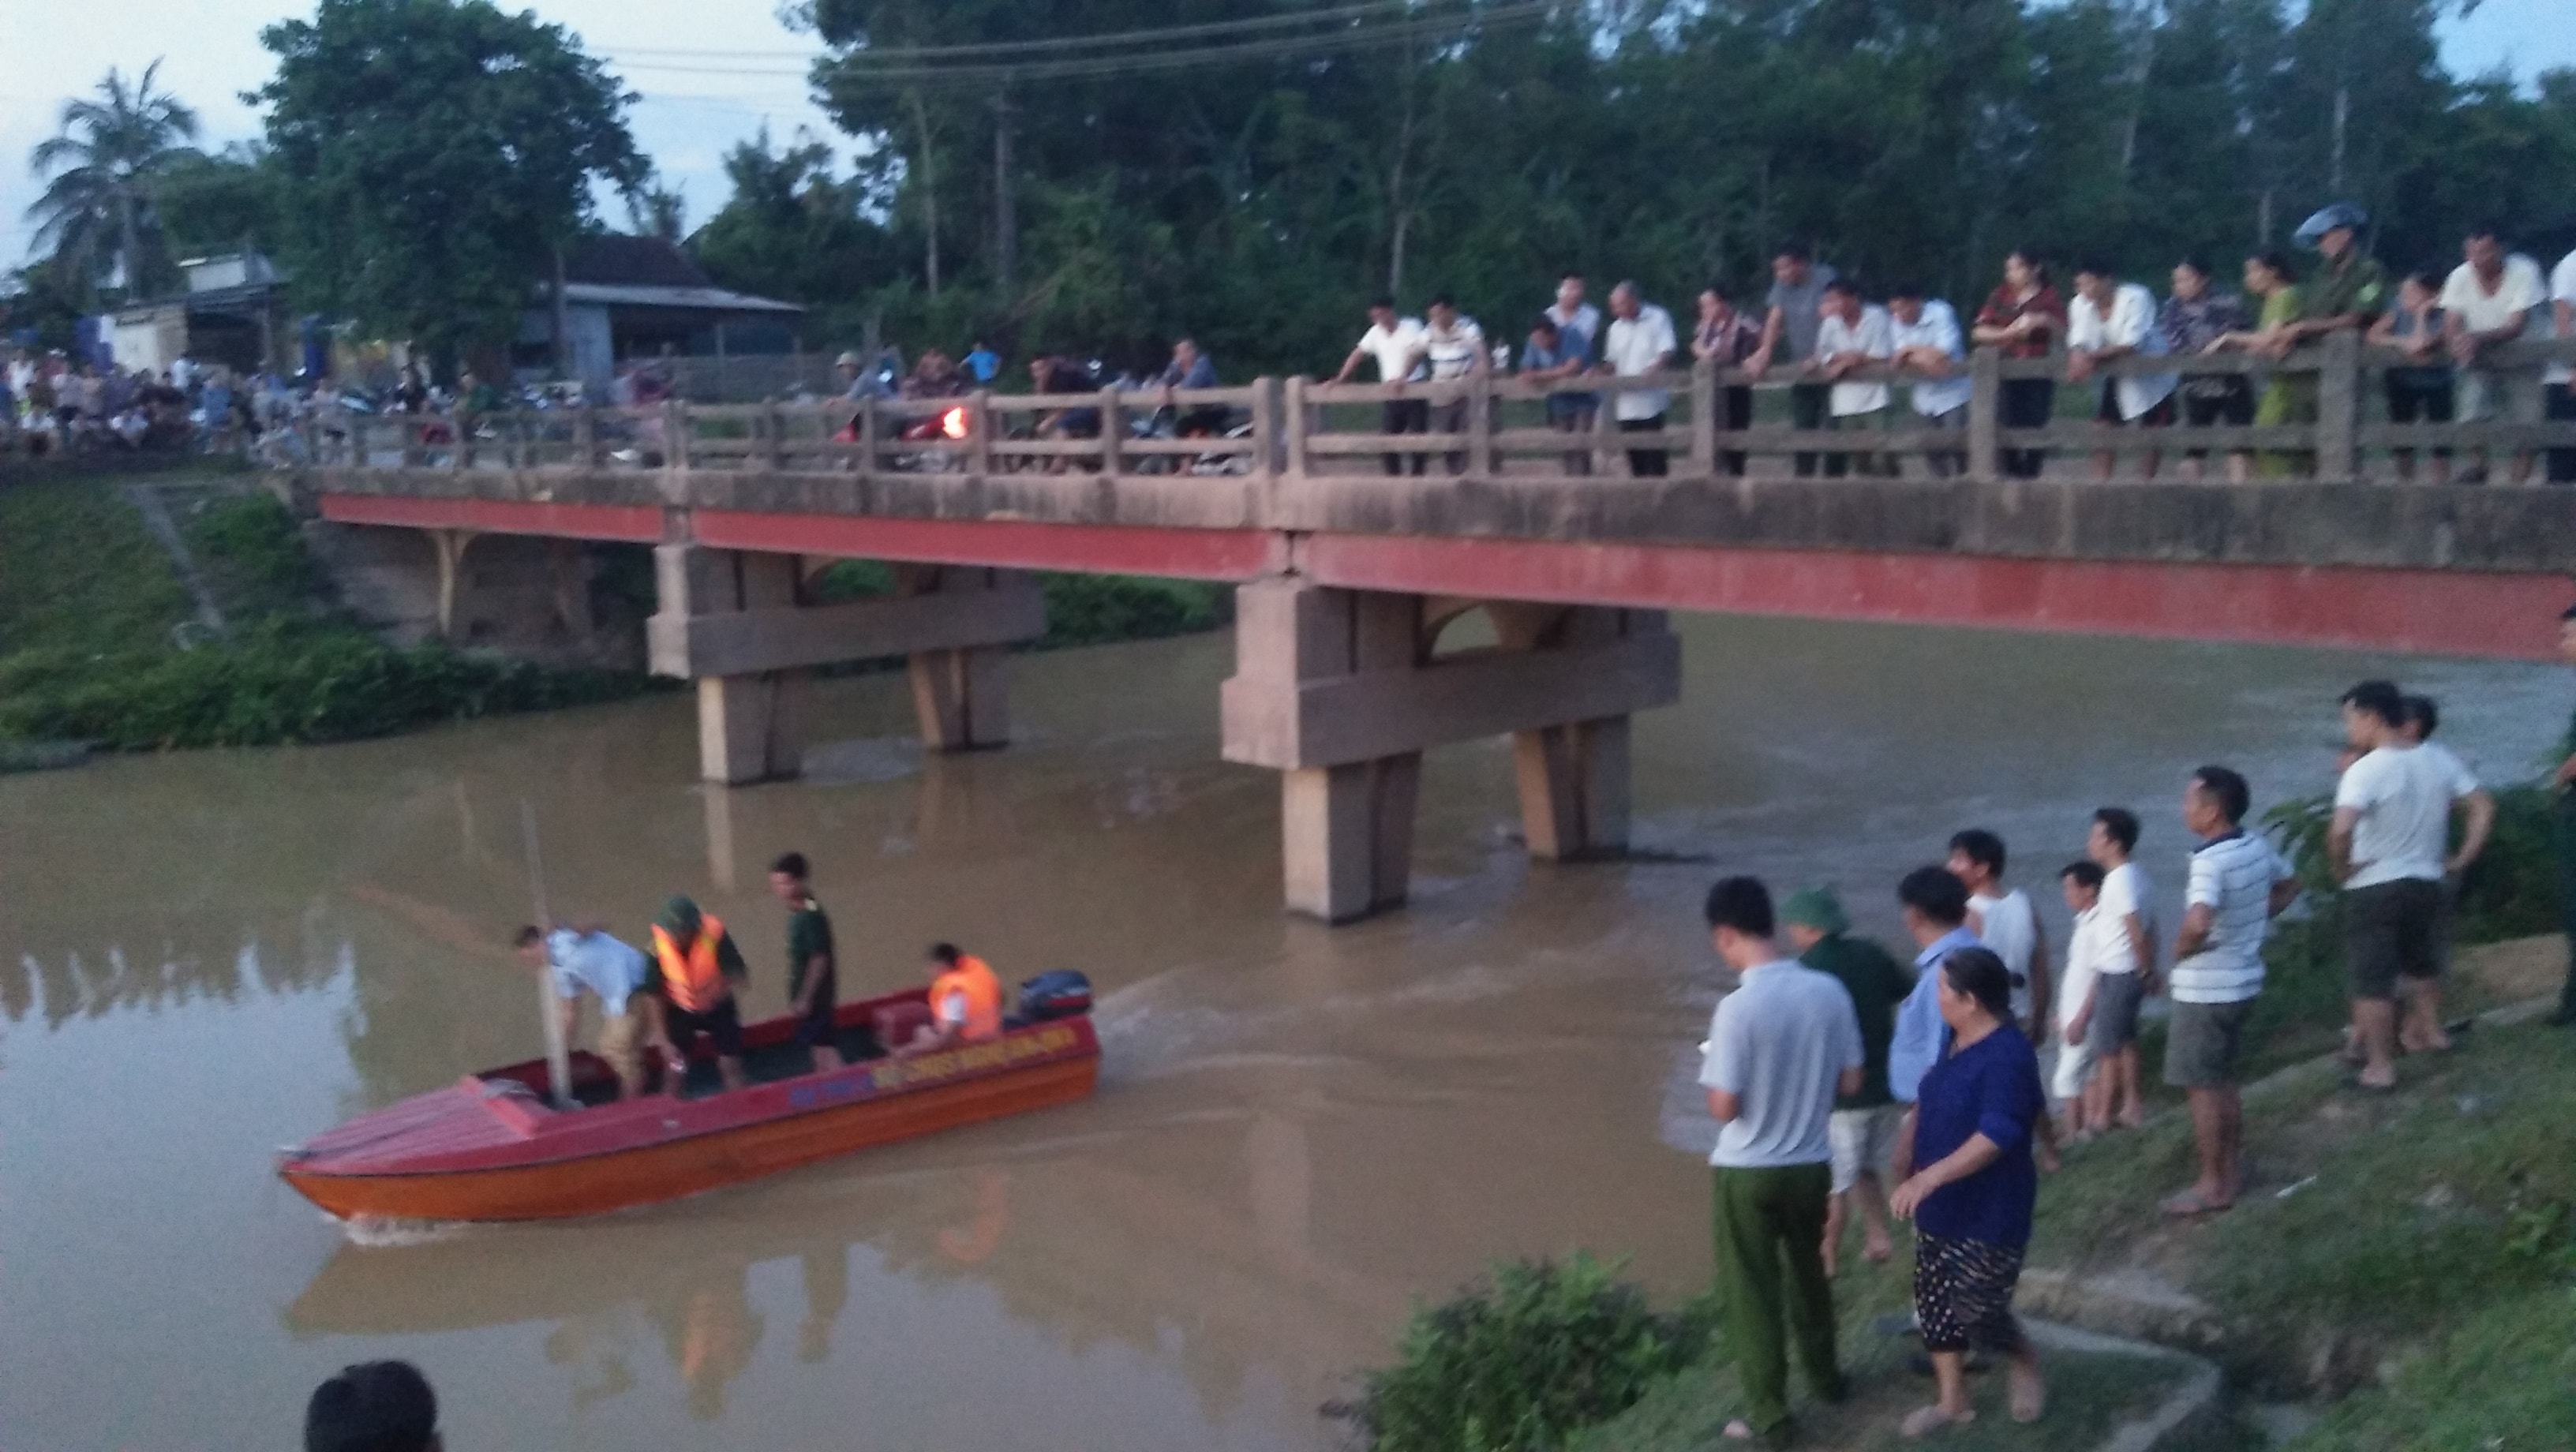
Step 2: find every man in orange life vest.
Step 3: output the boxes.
[890,942,1005,1057]
[651,896,751,1094]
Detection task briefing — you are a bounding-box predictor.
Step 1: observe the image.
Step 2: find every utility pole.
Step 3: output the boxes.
[2330,83,2349,194]
[993,80,1017,297]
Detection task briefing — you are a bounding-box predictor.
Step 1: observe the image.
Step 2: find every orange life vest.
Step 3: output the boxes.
[931,955,1004,1042]
[652,915,732,1014]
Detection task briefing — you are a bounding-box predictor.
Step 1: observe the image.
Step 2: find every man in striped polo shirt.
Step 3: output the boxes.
[2161,766,2300,1217]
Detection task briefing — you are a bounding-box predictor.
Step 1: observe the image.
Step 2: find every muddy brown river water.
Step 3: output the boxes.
[0,615,2561,1451]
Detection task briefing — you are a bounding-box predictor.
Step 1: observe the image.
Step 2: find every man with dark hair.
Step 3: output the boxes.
[1696,876,1863,1446]
[2054,860,2113,1136]
[1888,866,1976,1111]
[516,917,653,1101]
[2442,223,2548,484]
[1750,243,1838,476]
[2331,681,2493,1087]
[1544,273,1602,465]
[1948,830,2052,1042]
[769,851,842,1072]
[1331,296,1430,475]
[2163,766,2298,1214]
[306,1360,440,1452]
[1780,886,1910,1278]
[1810,278,1894,476]
[2084,807,2157,1130]
[2552,603,2576,1026]
[1597,281,1678,476]
[889,942,1005,1057]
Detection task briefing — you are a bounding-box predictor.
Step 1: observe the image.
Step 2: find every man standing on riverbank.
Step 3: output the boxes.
[2084,809,2156,1131]
[2331,681,2493,1087]
[1950,831,2052,1044]
[769,851,842,1072]
[1699,876,1863,1446]
[1781,887,1910,1278]
[2164,767,2298,1215]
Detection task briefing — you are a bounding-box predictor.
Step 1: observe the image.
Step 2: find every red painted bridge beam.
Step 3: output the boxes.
[689,509,1289,582]
[319,493,665,543]
[1296,533,2571,662]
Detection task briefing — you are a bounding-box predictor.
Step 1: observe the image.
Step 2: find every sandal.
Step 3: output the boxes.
[2009,1365,2046,1423]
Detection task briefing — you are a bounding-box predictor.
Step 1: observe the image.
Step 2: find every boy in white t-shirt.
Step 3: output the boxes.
[2084,806,2159,1130]
[2054,861,2119,1139]
[1948,829,2052,1038]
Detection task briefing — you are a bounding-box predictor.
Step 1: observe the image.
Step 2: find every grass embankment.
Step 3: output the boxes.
[0,474,647,751]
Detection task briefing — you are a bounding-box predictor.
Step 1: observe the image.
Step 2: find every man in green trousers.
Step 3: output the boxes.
[1699,877,1866,1446]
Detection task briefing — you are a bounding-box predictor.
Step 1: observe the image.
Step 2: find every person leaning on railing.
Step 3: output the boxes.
[1692,284,1764,476]
[1969,249,2065,480]
[2157,258,2253,484]
[2201,252,2311,477]
[2367,271,2456,485]
[2440,223,2548,485]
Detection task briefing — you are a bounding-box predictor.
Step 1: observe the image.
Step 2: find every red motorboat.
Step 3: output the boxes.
[278,981,1099,1223]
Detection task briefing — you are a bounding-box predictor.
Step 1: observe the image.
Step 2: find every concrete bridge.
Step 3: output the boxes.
[305,341,2576,920]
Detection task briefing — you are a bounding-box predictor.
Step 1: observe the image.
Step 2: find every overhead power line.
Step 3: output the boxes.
[607,0,1442,64]
[606,0,1548,87]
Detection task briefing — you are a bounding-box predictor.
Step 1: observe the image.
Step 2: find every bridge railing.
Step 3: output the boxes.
[322,339,2576,485]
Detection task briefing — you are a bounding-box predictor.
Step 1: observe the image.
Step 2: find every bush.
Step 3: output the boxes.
[1037,574,1225,649]
[1341,1256,1709,1452]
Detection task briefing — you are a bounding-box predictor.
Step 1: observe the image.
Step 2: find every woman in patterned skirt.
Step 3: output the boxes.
[1889,946,2048,1436]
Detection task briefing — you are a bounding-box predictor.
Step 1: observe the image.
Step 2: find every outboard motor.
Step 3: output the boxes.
[1017,970,1093,1022]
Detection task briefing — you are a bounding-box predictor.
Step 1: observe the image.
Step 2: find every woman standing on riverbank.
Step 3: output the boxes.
[1889,947,2047,1438]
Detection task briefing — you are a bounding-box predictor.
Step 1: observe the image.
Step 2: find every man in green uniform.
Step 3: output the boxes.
[2286,202,2388,345]
[769,851,842,1069]
[1782,887,1912,1277]
[2552,605,2576,1027]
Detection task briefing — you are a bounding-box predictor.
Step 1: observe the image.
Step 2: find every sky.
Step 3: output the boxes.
[1,0,2571,271]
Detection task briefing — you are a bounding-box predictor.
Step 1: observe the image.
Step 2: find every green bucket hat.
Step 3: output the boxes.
[657,895,702,936]
[1780,887,1849,936]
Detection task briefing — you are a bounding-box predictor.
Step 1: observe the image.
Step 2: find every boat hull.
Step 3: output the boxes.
[280,1001,1100,1222]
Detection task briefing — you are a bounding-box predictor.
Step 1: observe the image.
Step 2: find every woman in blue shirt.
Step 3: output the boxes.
[1889,946,2047,1437]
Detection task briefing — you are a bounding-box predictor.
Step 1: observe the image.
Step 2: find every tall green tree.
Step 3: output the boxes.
[689,127,893,318]
[24,61,201,304]
[252,0,646,361]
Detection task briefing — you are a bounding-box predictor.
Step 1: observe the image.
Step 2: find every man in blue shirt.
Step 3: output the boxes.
[964,341,1001,385]
[1888,866,1978,1108]
[517,921,653,1101]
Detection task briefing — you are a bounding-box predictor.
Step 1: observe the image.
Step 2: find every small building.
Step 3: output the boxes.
[514,236,805,395]
[108,253,295,377]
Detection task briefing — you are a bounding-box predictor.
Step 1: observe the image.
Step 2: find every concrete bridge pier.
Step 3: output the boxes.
[650,547,1045,784]
[1221,576,1679,921]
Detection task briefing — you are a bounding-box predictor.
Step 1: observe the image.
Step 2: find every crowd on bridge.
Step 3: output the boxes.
[1322,207,2576,486]
[1684,644,2559,1443]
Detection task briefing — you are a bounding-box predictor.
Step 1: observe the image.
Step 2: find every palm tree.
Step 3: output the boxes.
[25,61,201,302]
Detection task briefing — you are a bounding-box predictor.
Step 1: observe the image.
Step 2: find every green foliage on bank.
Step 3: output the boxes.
[807,558,1227,651]
[0,479,648,751]
[1339,1256,1711,1452]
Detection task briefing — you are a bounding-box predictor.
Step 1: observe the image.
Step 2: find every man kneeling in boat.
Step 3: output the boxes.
[652,896,751,1095]
[887,943,1004,1058]
[517,920,652,1101]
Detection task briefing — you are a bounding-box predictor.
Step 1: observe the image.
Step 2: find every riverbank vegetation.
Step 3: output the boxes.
[0,476,647,751]
[0,473,1233,758]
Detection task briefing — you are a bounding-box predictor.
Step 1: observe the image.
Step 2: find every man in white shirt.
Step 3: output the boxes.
[1595,281,1676,476]
[1948,830,2051,1041]
[2163,766,2297,1216]
[2440,225,2548,484]
[2330,681,2496,1088]
[1331,296,1431,477]
[1888,283,1972,477]
[2546,246,2576,485]
[2083,807,2157,1131]
[2067,260,2178,481]
[1421,294,1486,475]
[1698,877,1863,1445]
[1810,278,1893,477]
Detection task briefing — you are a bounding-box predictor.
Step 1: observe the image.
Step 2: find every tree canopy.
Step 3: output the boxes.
[251,0,646,359]
[690,0,2576,376]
